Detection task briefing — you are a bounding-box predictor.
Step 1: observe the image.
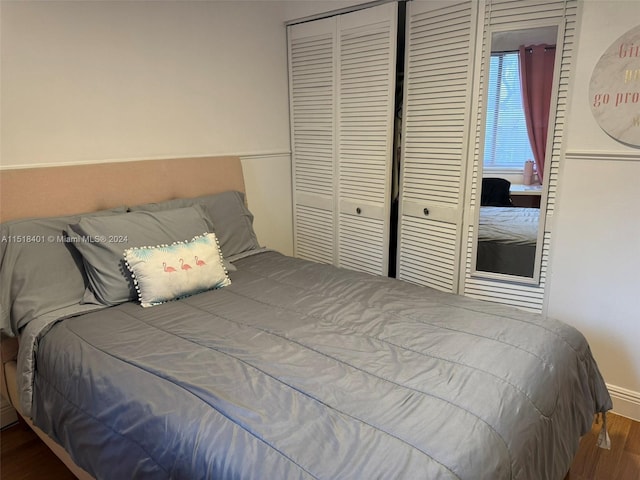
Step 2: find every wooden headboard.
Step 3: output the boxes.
[0,156,245,222]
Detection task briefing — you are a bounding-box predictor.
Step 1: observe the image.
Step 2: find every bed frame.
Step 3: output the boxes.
[0,155,245,479]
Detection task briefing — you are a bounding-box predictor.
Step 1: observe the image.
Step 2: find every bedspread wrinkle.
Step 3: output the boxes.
[26,251,611,480]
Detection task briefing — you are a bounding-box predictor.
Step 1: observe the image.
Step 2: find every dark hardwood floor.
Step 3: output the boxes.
[1,420,75,480]
[1,412,639,479]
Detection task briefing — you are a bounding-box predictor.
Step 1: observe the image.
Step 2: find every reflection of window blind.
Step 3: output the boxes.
[484,52,534,170]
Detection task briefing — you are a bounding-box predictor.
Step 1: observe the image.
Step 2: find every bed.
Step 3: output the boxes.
[0,156,611,480]
[476,206,540,278]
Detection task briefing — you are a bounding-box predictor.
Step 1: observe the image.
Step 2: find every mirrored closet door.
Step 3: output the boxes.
[473,25,561,282]
[460,0,580,312]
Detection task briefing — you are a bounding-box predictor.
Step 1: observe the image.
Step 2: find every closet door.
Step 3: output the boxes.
[397,0,477,292]
[288,18,337,265]
[460,0,579,313]
[337,4,397,275]
[288,3,397,275]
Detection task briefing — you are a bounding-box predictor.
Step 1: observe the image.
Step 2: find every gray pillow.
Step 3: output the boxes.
[0,207,127,336]
[66,205,213,306]
[128,190,260,259]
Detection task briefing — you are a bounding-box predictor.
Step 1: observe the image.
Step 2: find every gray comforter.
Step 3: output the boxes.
[29,251,611,480]
[478,207,539,245]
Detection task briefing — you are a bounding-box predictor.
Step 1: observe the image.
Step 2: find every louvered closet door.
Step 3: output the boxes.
[397,0,477,292]
[288,4,397,275]
[461,0,578,312]
[288,18,336,265]
[337,3,397,275]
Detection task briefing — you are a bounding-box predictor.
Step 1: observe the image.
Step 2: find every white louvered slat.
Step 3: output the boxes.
[461,0,578,313]
[289,4,396,275]
[295,205,334,264]
[290,29,335,199]
[487,0,567,25]
[337,3,397,276]
[289,18,336,264]
[398,0,476,292]
[338,213,386,275]
[398,216,458,291]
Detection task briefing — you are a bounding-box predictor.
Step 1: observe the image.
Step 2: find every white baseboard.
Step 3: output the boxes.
[607,383,640,422]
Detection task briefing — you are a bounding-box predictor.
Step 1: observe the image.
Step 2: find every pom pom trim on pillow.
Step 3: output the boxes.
[124,232,231,307]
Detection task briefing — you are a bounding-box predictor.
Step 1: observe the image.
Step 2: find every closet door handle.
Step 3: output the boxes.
[423,208,429,216]
[356,207,362,214]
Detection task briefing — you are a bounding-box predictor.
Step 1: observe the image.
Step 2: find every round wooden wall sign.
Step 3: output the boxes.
[589,24,640,147]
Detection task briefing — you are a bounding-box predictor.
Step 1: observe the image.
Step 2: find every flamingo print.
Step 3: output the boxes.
[195,256,206,266]
[163,262,176,272]
[180,258,192,270]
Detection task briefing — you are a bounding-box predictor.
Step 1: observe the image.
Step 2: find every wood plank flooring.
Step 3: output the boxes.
[568,412,640,480]
[1,419,75,480]
[1,412,639,479]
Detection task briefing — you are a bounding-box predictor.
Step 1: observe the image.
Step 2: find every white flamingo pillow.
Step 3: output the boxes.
[123,233,231,307]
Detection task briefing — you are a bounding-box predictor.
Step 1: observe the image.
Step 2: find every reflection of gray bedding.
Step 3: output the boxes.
[30,251,610,480]
[479,206,539,245]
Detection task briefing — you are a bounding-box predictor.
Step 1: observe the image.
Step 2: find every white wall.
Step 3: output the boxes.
[0,0,293,255]
[282,0,365,22]
[547,0,640,420]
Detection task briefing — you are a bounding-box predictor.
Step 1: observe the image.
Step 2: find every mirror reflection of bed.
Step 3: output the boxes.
[474,24,559,281]
[476,177,539,277]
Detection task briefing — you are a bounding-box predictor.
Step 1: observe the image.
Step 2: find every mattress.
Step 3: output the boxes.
[26,251,611,480]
